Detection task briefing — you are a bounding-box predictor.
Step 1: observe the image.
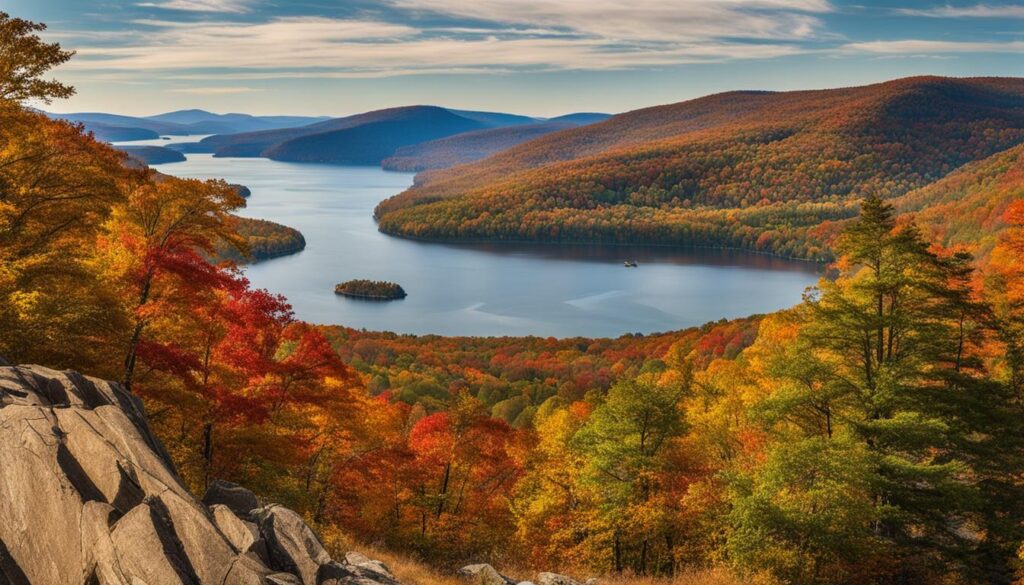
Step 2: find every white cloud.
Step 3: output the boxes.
[894,4,1024,18]
[843,39,1024,54]
[388,0,833,42]
[169,86,260,94]
[64,15,809,78]
[136,0,253,13]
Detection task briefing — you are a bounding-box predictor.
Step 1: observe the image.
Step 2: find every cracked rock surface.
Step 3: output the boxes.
[0,364,401,585]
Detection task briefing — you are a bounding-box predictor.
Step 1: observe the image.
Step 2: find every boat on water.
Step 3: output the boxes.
[624,260,638,267]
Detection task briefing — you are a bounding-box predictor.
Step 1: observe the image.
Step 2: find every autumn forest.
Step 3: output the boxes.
[4,8,1024,585]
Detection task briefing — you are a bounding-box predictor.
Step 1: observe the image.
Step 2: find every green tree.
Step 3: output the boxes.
[728,436,880,585]
[574,375,688,575]
[738,196,1024,582]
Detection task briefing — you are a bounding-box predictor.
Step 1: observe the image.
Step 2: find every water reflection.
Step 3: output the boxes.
[148,153,822,337]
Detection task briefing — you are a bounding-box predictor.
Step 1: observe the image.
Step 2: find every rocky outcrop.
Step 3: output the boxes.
[536,573,582,585]
[0,364,400,585]
[458,566,588,585]
[458,564,516,585]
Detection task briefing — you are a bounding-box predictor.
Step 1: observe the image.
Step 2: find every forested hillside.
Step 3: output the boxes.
[376,77,1024,260]
[222,216,307,262]
[382,121,577,172]
[896,141,1024,261]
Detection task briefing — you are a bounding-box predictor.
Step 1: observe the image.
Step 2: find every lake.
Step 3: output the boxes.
[147,146,821,337]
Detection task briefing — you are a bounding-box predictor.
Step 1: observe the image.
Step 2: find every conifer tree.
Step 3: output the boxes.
[732,196,1024,582]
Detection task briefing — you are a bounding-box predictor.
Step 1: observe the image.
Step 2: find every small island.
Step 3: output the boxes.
[334,279,407,301]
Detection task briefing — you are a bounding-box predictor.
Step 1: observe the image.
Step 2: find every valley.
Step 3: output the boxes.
[5,9,1024,583]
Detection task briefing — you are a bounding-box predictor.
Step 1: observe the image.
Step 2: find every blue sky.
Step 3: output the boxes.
[12,0,1024,117]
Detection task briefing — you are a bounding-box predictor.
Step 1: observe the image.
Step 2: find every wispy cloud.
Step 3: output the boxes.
[843,39,1024,54]
[64,15,811,78]
[894,4,1024,18]
[136,0,253,13]
[388,0,833,42]
[169,86,260,94]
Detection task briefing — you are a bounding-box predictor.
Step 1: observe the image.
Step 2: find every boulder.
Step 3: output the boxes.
[213,503,261,552]
[108,502,196,585]
[0,364,396,585]
[537,573,582,585]
[223,553,277,585]
[345,551,395,580]
[458,563,516,585]
[317,561,361,584]
[253,504,332,585]
[204,479,260,519]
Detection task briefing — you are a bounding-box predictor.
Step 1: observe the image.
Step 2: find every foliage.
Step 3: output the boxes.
[382,121,577,172]
[897,141,1024,263]
[377,77,1024,261]
[334,279,408,300]
[218,216,306,263]
[0,11,74,104]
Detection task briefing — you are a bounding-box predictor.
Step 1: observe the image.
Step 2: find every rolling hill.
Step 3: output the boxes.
[374,76,1024,261]
[84,122,160,142]
[547,112,612,125]
[896,140,1024,261]
[146,108,328,131]
[55,112,186,135]
[197,107,611,164]
[263,106,488,165]
[198,105,483,157]
[381,121,578,172]
[447,109,539,127]
[116,144,187,165]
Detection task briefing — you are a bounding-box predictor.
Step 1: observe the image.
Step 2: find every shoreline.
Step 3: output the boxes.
[373,227,831,265]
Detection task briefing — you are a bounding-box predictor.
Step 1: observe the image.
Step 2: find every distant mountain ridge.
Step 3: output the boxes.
[263,106,487,165]
[48,109,330,140]
[53,105,610,170]
[195,106,611,166]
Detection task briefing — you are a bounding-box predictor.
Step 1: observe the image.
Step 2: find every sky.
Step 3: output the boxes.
[10,0,1024,117]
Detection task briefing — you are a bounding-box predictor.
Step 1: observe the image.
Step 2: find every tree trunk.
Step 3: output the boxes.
[201,421,214,490]
[665,533,675,577]
[122,269,155,392]
[638,538,649,575]
[435,461,451,519]
[613,531,623,574]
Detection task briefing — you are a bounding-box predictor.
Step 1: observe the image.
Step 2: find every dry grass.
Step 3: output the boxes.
[317,525,745,585]
[319,527,462,585]
[592,569,743,585]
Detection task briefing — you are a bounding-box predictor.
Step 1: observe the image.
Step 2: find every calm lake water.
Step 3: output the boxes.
[147,143,821,337]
